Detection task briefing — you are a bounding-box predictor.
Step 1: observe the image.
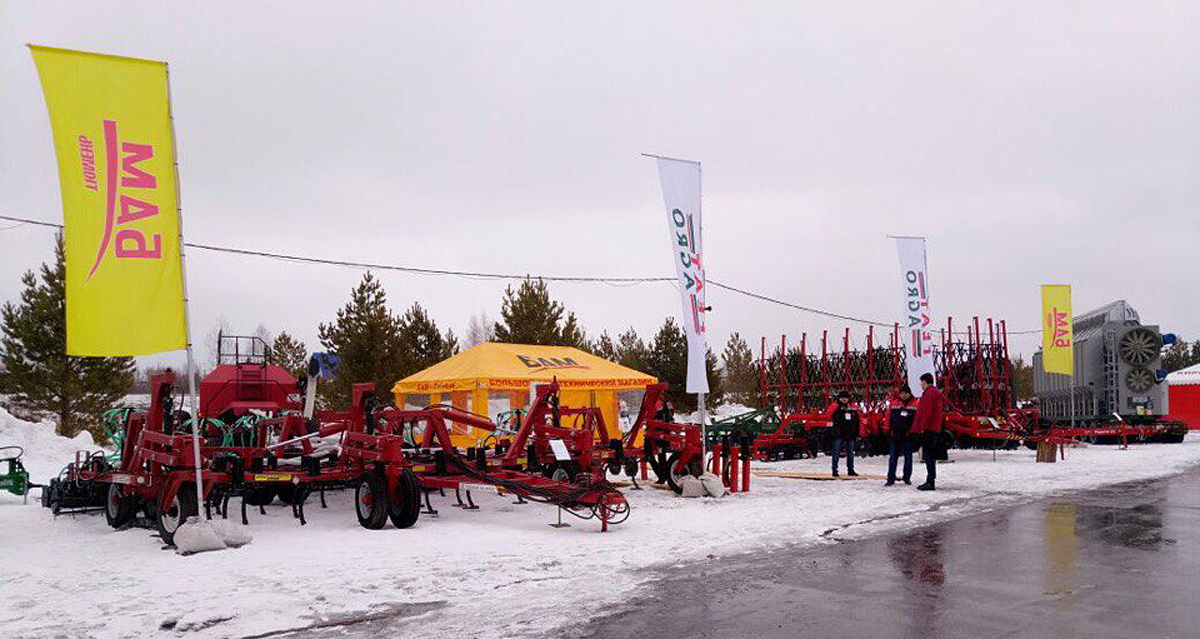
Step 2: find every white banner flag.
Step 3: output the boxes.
[654,156,709,393]
[894,236,936,396]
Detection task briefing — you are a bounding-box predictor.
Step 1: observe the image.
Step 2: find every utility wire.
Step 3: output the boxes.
[0,212,1040,335]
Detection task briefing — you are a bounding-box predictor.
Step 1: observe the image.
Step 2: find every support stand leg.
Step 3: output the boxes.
[549,506,571,528]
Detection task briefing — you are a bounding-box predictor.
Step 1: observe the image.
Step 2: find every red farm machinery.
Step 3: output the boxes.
[42,336,631,545]
[710,314,1185,461]
[498,380,707,494]
[707,317,1029,459]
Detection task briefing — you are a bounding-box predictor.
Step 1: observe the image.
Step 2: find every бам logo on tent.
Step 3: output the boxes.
[517,355,588,372]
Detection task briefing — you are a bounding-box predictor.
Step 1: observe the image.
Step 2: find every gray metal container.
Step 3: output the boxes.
[1033,301,1167,421]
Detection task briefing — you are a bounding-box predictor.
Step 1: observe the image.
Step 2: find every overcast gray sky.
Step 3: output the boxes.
[2,1,1197,368]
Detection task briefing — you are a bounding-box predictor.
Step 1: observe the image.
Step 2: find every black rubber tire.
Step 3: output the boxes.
[387,469,421,529]
[105,483,136,529]
[275,483,303,506]
[355,473,389,530]
[649,450,670,483]
[664,451,703,494]
[157,484,198,546]
[243,485,277,506]
[41,478,58,510]
[548,462,578,483]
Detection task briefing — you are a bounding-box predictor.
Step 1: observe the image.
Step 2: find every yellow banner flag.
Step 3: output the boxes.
[30,45,187,356]
[1041,284,1073,376]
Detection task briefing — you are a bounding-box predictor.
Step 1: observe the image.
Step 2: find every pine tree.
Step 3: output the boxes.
[0,234,134,439]
[646,318,691,410]
[722,332,758,406]
[1163,339,1200,373]
[493,278,585,346]
[614,327,649,372]
[591,331,617,361]
[1011,356,1035,401]
[316,273,406,409]
[397,302,459,376]
[642,318,723,412]
[271,332,309,379]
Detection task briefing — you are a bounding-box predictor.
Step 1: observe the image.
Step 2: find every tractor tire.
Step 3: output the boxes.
[649,450,670,483]
[243,485,277,506]
[41,478,58,510]
[354,473,389,530]
[387,469,422,529]
[105,483,136,529]
[664,451,703,495]
[157,484,197,546]
[548,462,578,483]
[275,483,303,506]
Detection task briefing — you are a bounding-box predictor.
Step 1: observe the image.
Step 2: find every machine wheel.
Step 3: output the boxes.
[105,483,136,529]
[41,478,58,510]
[387,469,422,529]
[355,473,389,530]
[664,451,703,494]
[275,483,303,506]
[157,484,197,546]
[548,462,578,483]
[243,485,277,506]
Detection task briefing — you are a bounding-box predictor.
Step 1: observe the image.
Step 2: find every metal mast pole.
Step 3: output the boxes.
[697,159,707,457]
[165,65,206,520]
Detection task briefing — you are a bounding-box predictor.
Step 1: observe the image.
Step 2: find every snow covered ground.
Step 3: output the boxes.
[2,406,1199,639]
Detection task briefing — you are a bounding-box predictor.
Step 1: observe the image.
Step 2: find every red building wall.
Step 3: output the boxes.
[1169,384,1200,430]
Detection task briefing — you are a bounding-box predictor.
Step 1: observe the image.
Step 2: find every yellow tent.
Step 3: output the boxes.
[392,342,656,447]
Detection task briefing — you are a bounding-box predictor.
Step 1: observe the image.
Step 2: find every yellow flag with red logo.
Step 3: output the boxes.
[1041,284,1073,376]
[30,45,187,356]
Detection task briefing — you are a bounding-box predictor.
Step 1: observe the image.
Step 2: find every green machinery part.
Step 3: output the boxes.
[706,406,782,438]
[0,446,30,498]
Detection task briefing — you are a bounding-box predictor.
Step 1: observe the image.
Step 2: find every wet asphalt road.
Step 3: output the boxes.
[577,467,1200,639]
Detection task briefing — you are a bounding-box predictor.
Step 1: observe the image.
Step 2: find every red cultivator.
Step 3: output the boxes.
[500,381,707,494]
[43,336,630,544]
[754,317,1026,456]
[748,316,1186,454]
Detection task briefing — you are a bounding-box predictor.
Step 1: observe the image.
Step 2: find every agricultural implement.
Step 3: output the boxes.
[500,381,707,494]
[757,316,1185,452]
[0,446,31,501]
[43,336,629,544]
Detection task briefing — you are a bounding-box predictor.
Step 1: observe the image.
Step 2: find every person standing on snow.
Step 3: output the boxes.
[829,390,860,477]
[911,373,945,491]
[884,384,918,486]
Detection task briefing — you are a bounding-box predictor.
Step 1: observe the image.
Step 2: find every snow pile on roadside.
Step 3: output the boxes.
[0,418,1197,638]
[0,405,103,500]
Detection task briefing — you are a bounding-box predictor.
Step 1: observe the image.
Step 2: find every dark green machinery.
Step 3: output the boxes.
[0,446,31,502]
[707,407,825,461]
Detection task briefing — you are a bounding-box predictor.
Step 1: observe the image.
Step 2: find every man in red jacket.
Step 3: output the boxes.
[911,373,944,491]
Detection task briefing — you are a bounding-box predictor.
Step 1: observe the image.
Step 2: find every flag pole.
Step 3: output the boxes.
[697,159,707,458]
[165,64,206,520]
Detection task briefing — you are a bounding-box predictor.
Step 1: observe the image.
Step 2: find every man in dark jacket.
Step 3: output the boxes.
[829,391,860,477]
[910,373,945,491]
[884,384,918,486]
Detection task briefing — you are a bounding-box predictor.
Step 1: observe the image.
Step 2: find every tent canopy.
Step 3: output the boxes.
[392,342,656,395]
[1166,362,1200,387]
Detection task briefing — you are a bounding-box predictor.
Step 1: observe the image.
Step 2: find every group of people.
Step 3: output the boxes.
[828,373,945,491]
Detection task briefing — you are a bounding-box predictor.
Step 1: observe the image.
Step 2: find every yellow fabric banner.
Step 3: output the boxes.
[30,46,187,356]
[1041,284,1074,376]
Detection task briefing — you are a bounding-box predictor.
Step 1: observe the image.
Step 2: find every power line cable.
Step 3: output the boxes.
[0,212,1040,334]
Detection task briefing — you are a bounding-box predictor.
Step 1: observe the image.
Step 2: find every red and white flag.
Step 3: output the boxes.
[894,236,935,396]
[653,156,709,393]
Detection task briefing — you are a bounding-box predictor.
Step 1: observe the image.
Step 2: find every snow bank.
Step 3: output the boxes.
[1,404,1198,639]
[0,405,103,504]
